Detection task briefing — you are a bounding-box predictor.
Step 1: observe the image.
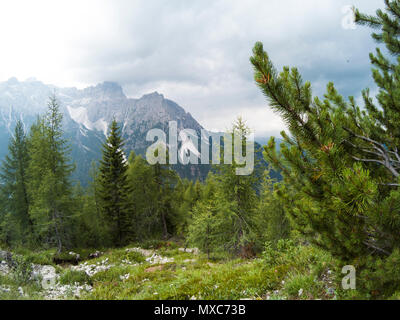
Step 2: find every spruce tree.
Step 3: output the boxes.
[98,119,130,246]
[0,120,32,245]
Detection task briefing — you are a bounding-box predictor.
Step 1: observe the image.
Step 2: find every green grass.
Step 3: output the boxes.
[0,240,347,300]
[59,269,92,286]
[0,273,44,300]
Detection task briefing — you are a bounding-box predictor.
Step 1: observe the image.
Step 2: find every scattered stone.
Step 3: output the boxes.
[0,285,11,293]
[18,287,24,296]
[44,283,92,300]
[0,250,12,261]
[121,259,138,266]
[183,259,196,264]
[68,252,80,261]
[0,250,13,267]
[327,287,335,295]
[71,259,114,277]
[0,260,10,275]
[126,248,174,265]
[146,253,174,265]
[88,251,103,259]
[126,247,154,257]
[178,248,200,255]
[120,273,130,281]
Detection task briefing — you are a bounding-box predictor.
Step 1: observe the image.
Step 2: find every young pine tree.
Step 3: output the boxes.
[98,119,131,246]
[215,117,261,256]
[250,0,400,297]
[187,174,233,259]
[188,119,262,258]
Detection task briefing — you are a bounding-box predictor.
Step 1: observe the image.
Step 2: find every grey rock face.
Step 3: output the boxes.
[0,250,13,266]
[0,78,208,185]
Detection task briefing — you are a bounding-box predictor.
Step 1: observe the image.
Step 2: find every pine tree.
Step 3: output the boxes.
[28,95,75,252]
[250,0,400,296]
[0,120,32,245]
[98,119,131,246]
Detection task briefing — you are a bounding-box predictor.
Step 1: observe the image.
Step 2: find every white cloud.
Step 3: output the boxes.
[0,0,384,137]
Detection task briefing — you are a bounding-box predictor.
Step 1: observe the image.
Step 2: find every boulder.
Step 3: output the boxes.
[0,250,13,265]
[31,265,58,289]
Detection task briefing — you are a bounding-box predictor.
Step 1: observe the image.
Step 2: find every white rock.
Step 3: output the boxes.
[0,261,10,275]
[178,248,200,255]
[31,265,58,289]
[298,288,303,296]
[183,259,196,264]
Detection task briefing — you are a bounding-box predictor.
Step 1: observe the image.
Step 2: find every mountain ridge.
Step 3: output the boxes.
[0,78,209,184]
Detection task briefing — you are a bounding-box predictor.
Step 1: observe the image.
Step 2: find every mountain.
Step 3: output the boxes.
[0,78,211,185]
[0,78,281,186]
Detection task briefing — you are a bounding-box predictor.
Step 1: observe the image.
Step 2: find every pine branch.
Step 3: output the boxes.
[344,127,400,178]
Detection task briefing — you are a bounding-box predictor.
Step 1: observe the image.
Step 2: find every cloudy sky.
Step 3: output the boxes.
[0,0,384,137]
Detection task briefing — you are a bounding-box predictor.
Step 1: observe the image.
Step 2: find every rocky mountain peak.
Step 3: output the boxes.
[7,77,19,84]
[0,77,210,184]
[82,81,126,100]
[141,91,164,99]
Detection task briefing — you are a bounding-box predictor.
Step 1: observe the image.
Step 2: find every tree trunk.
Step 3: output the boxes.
[161,211,169,240]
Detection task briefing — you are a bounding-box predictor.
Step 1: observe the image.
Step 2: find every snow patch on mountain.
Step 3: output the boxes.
[67,105,108,136]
